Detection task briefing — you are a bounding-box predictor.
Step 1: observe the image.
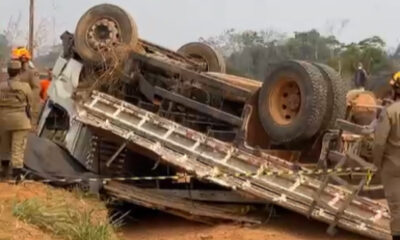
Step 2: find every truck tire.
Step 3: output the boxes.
[313,63,348,130]
[258,60,328,144]
[177,42,226,73]
[74,4,138,64]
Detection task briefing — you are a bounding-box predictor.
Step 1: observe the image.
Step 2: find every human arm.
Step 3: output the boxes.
[372,109,391,169]
[22,83,34,121]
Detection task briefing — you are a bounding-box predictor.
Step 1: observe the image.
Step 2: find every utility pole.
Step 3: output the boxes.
[28,0,34,59]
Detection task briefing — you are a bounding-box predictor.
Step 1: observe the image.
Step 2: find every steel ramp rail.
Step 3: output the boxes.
[75,91,390,240]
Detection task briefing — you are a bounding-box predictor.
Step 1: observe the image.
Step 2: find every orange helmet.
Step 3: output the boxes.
[11,47,31,60]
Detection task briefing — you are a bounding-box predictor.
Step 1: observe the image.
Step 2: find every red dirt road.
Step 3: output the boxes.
[122,211,370,240]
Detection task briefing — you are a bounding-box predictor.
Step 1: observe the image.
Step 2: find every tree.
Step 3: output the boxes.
[339,36,388,75]
[202,29,391,81]
[3,14,52,59]
[0,34,10,62]
[200,28,286,57]
[4,14,23,46]
[33,18,51,53]
[284,30,341,62]
[34,44,62,69]
[202,29,342,79]
[200,29,288,79]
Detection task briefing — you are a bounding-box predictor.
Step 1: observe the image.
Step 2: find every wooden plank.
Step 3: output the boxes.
[76,92,391,240]
[104,181,261,224]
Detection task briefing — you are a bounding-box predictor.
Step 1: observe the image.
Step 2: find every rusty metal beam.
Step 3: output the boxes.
[154,86,242,126]
[129,52,253,102]
[142,189,266,204]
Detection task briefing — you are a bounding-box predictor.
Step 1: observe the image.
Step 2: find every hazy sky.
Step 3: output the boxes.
[1,0,400,51]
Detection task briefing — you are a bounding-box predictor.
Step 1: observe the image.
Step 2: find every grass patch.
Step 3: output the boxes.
[12,198,119,240]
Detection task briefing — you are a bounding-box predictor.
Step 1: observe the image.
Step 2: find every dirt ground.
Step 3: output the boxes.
[0,182,111,240]
[0,182,375,240]
[122,210,369,240]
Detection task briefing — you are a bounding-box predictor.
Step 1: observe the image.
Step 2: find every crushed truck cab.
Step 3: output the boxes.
[36,3,390,239]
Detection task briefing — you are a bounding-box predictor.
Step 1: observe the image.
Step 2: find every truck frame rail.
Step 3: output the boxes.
[75,91,390,240]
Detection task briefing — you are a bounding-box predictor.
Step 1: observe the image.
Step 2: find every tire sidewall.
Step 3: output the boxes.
[178,42,226,73]
[74,4,138,63]
[258,61,327,144]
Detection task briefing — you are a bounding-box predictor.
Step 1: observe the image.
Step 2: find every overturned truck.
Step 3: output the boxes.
[37,4,390,239]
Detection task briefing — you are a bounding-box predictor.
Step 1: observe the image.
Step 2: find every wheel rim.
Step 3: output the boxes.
[86,18,121,52]
[188,54,209,71]
[268,75,302,125]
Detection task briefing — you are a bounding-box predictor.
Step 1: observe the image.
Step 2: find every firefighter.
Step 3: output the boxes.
[0,60,33,179]
[11,47,40,127]
[40,68,52,101]
[373,72,400,240]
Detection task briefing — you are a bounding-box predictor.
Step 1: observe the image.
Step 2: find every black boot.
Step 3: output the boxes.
[393,235,400,240]
[11,168,27,182]
[0,160,12,180]
[13,167,27,175]
[0,167,5,180]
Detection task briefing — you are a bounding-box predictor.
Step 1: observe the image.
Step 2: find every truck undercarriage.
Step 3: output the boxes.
[32,3,390,239]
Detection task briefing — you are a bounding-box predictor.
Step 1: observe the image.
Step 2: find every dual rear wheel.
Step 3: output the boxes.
[74,4,347,146]
[258,61,348,144]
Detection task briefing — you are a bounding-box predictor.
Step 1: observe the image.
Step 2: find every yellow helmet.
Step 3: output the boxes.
[390,72,400,87]
[11,47,31,60]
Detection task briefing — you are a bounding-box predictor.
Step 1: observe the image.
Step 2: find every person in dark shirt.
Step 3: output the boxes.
[354,62,368,89]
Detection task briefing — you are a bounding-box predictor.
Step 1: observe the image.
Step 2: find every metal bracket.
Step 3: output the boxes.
[336,119,375,135]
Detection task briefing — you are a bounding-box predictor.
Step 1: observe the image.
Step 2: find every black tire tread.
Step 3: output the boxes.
[296,60,328,139]
[258,60,328,144]
[313,63,348,130]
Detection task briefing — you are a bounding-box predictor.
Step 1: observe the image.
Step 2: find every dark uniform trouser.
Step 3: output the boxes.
[0,130,29,168]
[381,162,400,236]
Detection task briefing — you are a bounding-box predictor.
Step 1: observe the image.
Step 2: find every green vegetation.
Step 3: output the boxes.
[201,29,394,81]
[1,26,396,85]
[12,198,119,240]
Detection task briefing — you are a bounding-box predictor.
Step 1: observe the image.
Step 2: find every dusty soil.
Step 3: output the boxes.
[0,182,375,240]
[0,182,110,240]
[122,210,369,240]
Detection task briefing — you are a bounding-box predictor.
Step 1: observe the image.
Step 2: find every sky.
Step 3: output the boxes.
[1,0,400,52]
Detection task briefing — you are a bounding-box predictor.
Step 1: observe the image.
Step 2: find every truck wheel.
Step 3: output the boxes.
[177,42,226,73]
[74,4,138,64]
[313,63,348,130]
[258,60,328,144]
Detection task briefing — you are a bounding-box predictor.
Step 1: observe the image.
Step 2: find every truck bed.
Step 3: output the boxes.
[75,91,391,240]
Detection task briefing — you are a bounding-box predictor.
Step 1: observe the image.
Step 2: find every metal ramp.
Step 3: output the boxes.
[75,91,391,240]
